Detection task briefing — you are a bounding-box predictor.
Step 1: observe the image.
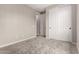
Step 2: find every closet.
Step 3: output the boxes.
[46,5,77,42]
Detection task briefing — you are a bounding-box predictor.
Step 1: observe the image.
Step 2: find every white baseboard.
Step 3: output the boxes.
[0,36,36,48]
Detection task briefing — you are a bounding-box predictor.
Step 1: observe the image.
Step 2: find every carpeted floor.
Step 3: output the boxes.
[0,37,78,54]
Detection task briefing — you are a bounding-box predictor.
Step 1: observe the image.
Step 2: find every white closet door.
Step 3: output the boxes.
[48,5,72,42]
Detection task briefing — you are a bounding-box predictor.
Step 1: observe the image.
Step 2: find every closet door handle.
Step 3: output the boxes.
[69,27,71,30]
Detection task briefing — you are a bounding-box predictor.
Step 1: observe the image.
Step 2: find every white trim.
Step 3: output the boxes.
[0,36,36,48]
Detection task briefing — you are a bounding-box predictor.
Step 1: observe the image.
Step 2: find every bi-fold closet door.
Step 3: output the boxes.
[46,5,73,42]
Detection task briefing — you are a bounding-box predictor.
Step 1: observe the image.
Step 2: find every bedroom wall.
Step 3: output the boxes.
[39,13,46,37]
[0,4,38,46]
[77,4,79,52]
[71,5,77,44]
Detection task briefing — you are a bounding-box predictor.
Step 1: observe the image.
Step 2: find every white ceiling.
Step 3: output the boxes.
[27,4,52,12]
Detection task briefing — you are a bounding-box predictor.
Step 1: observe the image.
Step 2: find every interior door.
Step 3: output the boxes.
[48,5,72,42]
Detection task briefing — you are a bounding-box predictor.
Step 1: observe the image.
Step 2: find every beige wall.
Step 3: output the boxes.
[77,5,79,52]
[39,13,46,36]
[0,5,38,46]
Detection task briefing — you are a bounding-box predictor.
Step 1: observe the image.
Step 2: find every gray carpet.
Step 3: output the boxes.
[0,37,78,54]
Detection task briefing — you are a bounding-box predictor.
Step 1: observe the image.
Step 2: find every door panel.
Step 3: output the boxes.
[48,5,72,42]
